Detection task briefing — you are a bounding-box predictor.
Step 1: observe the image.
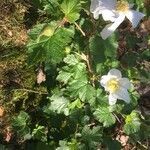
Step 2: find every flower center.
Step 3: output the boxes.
[107,79,119,93]
[116,1,129,12]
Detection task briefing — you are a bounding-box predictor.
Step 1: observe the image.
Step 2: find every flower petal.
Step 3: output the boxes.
[100,0,116,10]
[125,10,145,28]
[100,14,125,39]
[90,0,99,13]
[119,78,131,89]
[108,69,122,78]
[90,0,116,19]
[102,10,117,22]
[93,9,101,19]
[90,0,101,19]
[113,88,130,103]
[108,94,117,105]
[100,75,110,87]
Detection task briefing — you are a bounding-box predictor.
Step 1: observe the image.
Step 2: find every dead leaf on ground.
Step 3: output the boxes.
[0,106,4,117]
[116,134,129,146]
[37,69,46,84]
[4,127,12,142]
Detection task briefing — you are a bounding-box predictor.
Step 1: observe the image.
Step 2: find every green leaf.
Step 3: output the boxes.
[56,70,73,84]
[69,99,83,110]
[28,22,57,43]
[46,94,70,115]
[128,0,145,11]
[12,111,30,128]
[0,144,8,150]
[68,139,79,150]
[61,0,81,23]
[68,77,96,102]
[28,23,46,40]
[103,34,118,58]
[57,54,96,102]
[141,49,150,61]
[81,126,102,149]
[31,0,43,8]
[56,140,80,150]
[56,141,70,150]
[139,68,150,83]
[94,107,116,127]
[27,46,46,66]
[126,34,141,49]
[32,124,47,142]
[121,52,139,67]
[89,35,105,63]
[27,25,74,65]
[12,111,31,139]
[121,90,139,114]
[64,54,79,66]
[123,111,141,135]
[32,0,61,18]
[103,137,121,150]
[89,34,118,63]
[43,0,60,14]
[39,22,57,37]
[60,54,87,79]
[57,54,80,84]
[44,27,74,64]
[26,141,54,150]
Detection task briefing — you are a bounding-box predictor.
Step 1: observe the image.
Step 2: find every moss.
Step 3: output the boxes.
[0,0,28,47]
[0,44,48,115]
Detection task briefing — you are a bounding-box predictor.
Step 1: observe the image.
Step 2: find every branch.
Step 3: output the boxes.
[12,88,48,95]
[74,22,86,36]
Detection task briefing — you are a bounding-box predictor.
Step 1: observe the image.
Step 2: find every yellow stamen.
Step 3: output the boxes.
[107,79,119,93]
[116,1,129,12]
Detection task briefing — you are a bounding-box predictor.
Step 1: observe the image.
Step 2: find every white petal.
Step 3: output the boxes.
[113,88,130,103]
[90,0,116,19]
[100,0,116,10]
[108,69,122,78]
[93,9,101,19]
[108,94,117,105]
[90,0,100,13]
[101,10,117,22]
[100,14,125,39]
[90,0,101,19]
[126,10,145,28]
[119,78,131,89]
[100,75,110,87]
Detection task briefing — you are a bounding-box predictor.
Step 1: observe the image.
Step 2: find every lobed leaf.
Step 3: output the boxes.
[94,107,116,127]
[123,111,141,135]
[27,23,75,65]
[61,0,82,23]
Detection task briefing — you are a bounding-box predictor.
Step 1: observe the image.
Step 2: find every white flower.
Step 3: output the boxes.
[100,69,131,105]
[90,0,145,39]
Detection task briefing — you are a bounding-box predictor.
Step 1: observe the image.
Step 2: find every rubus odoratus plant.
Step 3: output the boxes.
[10,0,149,149]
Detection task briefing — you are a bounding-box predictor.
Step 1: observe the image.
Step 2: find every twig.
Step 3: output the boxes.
[75,52,93,74]
[75,52,95,86]
[137,141,148,150]
[146,139,149,149]
[85,54,96,87]
[113,113,121,123]
[74,22,86,36]
[131,146,136,150]
[86,54,93,75]
[12,88,48,95]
